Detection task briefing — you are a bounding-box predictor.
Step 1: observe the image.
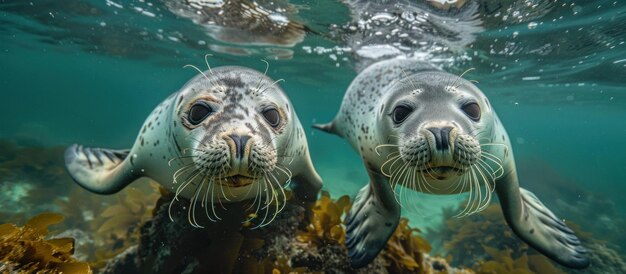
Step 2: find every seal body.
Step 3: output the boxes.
[164,0,307,47]
[315,59,589,269]
[65,66,322,226]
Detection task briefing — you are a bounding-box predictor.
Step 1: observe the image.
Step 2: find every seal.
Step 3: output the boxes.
[65,62,322,227]
[314,59,589,269]
[164,0,309,47]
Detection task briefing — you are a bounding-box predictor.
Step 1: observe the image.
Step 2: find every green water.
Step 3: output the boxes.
[1,0,626,272]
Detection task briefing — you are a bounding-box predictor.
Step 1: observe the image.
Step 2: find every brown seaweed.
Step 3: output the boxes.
[296,191,351,245]
[0,212,91,273]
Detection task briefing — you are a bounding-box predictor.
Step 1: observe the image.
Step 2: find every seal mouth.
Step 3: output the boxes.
[217,175,257,187]
[418,165,464,180]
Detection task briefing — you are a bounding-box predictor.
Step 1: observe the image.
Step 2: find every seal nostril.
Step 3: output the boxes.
[228,134,250,160]
[440,127,452,150]
[427,126,453,150]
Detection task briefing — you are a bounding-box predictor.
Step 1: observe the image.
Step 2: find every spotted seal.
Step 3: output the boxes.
[164,0,309,47]
[314,58,589,269]
[65,63,322,227]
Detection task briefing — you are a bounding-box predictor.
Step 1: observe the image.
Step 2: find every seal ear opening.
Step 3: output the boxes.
[312,121,337,135]
[64,144,139,194]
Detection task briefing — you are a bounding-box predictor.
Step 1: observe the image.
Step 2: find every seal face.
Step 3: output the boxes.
[65,65,322,227]
[315,59,589,269]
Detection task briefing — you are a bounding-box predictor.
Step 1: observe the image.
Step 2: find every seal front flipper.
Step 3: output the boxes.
[64,144,140,194]
[345,167,400,268]
[496,172,589,269]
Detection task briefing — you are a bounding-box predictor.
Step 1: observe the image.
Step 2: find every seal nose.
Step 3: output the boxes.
[426,126,453,151]
[228,134,250,160]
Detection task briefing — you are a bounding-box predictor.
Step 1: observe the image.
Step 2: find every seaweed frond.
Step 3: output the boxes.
[89,181,161,269]
[0,212,91,273]
[381,217,432,273]
[296,191,351,245]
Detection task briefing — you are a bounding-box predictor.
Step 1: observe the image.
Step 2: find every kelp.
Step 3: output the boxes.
[296,191,351,245]
[380,218,432,273]
[0,212,91,273]
[54,179,162,270]
[293,191,466,273]
[474,246,564,274]
[89,181,161,269]
[433,203,567,273]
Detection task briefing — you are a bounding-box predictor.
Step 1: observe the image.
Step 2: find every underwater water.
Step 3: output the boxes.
[1,0,626,273]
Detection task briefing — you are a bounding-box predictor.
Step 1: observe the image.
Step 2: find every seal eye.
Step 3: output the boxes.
[262,108,281,127]
[188,102,213,125]
[462,102,481,121]
[392,105,412,124]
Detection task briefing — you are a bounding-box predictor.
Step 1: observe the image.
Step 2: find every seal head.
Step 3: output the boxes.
[65,65,322,227]
[378,71,490,187]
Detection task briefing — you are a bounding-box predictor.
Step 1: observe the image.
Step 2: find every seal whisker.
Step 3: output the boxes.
[480,153,505,178]
[245,177,262,218]
[203,54,224,90]
[267,171,287,222]
[416,168,427,195]
[168,155,199,167]
[243,175,262,210]
[254,174,273,228]
[209,178,223,221]
[386,151,400,159]
[175,169,203,197]
[396,164,411,211]
[402,165,418,213]
[183,64,212,83]
[419,154,440,193]
[454,171,472,218]
[469,166,482,215]
[443,170,465,193]
[390,162,409,207]
[374,143,400,156]
[274,165,293,187]
[253,60,270,96]
[400,68,419,91]
[201,177,219,222]
[453,68,476,89]
[380,154,403,177]
[264,171,283,222]
[172,163,197,183]
[479,143,508,148]
[188,174,208,228]
[477,159,500,178]
[457,167,477,217]
[203,54,217,78]
[473,163,493,212]
[397,164,410,210]
[259,79,285,95]
[217,177,232,202]
[480,152,504,167]
[409,166,424,215]
[385,134,403,143]
[168,196,179,222]
[460,169,475,217]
